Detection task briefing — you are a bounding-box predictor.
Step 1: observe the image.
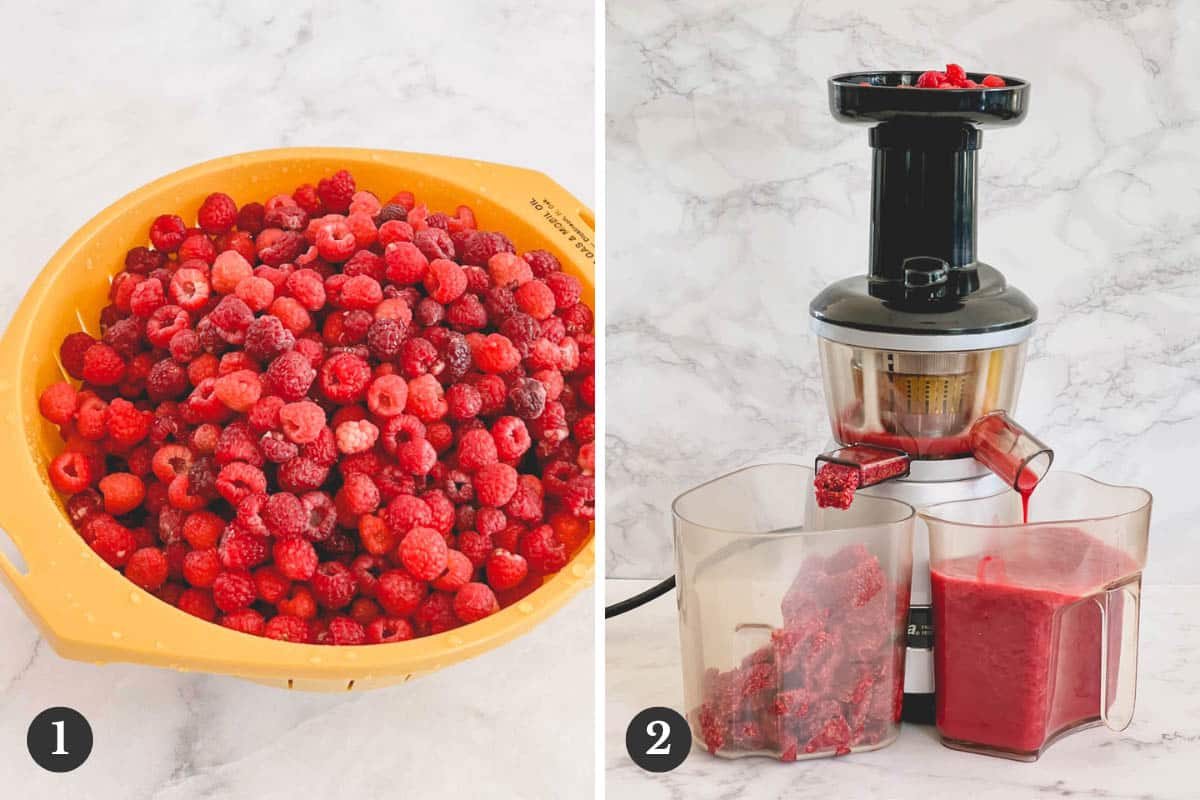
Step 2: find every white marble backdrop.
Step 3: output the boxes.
[0,1,593,797]
[606,0,1200,581]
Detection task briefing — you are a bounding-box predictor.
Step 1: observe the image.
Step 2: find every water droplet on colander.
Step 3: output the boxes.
[250,175,259,184]
[111,631,123,640]
[570,563,588,578]
[517,601,535,614]
[447,635,464,647]
[309,655,322,665]
[83,612,95,623]
[0,380,10,393]
[345,651,358,661]
[129,592,142,604]
[281,165,289,174]
[80,548,90,559]
[85,257,95,270]
[5,413,17,426]
[154,640,165,650]
[370,153,382,162]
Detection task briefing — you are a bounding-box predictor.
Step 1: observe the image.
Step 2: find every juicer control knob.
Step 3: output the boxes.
[902,256,950,300]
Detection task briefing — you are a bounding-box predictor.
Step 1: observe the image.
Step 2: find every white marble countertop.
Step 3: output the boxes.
[606,579,1200,799]
[0,1,594,797]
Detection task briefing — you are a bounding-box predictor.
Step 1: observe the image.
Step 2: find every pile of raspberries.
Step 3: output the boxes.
[36,168,595,646]
[915,63,1005,89]
[693,544,905,761]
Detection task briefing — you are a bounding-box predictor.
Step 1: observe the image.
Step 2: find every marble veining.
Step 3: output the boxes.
[605,0,1200,581]
[0,2,592,798]
[606,579,1200,799]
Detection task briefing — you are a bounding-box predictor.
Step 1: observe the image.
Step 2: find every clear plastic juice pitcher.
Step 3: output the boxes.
[673,464,915,761]
[921,472,1151,761]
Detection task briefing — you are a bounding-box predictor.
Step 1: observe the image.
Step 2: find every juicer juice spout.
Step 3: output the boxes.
[814,444,911,509]
[967,411,1053,493]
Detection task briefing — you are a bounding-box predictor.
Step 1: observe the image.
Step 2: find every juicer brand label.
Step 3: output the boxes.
[529,196,594,261]
[907,605,933,650]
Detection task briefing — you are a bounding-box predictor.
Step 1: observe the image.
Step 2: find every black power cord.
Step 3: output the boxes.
[604,575,676,618]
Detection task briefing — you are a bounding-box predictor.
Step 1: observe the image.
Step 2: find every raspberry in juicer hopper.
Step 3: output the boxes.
[809,71,1053,721]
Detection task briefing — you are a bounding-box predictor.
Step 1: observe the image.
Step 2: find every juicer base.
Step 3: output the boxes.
[902,693,936,725]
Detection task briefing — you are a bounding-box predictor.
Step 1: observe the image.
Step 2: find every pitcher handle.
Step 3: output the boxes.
[1096,575,1141,731]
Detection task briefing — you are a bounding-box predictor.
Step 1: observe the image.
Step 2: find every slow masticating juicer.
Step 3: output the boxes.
[810,71,1053,722]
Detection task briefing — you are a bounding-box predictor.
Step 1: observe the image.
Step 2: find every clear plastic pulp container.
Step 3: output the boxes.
[922,472,1151,760]
[673,464,915,761]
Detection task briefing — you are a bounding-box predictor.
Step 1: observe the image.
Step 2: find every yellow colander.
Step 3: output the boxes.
[0,148,595,692]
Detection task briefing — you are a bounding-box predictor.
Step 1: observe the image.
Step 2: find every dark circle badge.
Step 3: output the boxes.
[625,706,690,773]
[27,707,92,772]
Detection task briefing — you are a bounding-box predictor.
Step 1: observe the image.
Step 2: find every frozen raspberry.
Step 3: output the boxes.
[279,401,326,445]
[124,547,169,591]
[178,588,218,622]
[373,570,423,617]
[488,252,534,289]
[178,233,217,264]
[265,351,317,401]
[454,428,497,472]
[414,227,455,262]
[244,315,295,363]
[264,614,309,642]
[544,271,582,309]
[253,565,291,604]
[317,169,356,213]
[396,526,447,582]
[236,201,266,233]
[180,510,222,552]
[335,419,378,454]
[273,536,318,581]
[396,438,438,476]
[99,472,145,515]
[302,426,338,467]
[563,474,595,519]
[337,472,380,516]
[982,74,1005,88]
[491,416,531,461]
[514,280,556,320]
[319,352,371,403]
[366,374,408,418]
[366,616,414,643]
[182,548,221,588]
[453,582,499,623]
[460,231,515,267]
[520,524,568,574]
[213,569,256,612]
[484,286,517,322]
[473,462,518,508]
[508,378,547,420]
[523,249,561,278]
[149,214,188,252]
[505,480,544,522]
[384,494,433,535]
[404,374,445,421]
[474,334,521,374]
[383,241,429,285]
[92,519,137,567]
[59,332,96,380]
[486,549,528,591]
[447,293,488,331]
[198,192,238,234]
[82,343,127,386]
[445,383,482,420]
[433,550,473,592]
[339,275,383,311]
[365,318,405,361]
[423,259,467,306]
[221,609,265,636]
[257,229,305,266]
[38,381,78,425]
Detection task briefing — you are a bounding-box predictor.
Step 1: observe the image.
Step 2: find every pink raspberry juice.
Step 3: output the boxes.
[931,527,1138,756]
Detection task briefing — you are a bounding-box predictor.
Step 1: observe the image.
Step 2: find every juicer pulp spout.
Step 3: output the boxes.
[967,411,1053,493]
[815,444,911,490]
